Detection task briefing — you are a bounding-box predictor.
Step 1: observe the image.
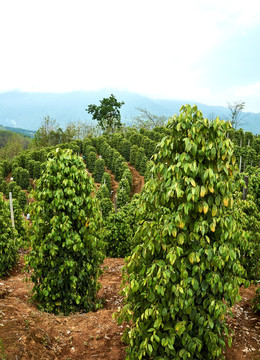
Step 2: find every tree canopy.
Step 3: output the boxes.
[86,94,124,133]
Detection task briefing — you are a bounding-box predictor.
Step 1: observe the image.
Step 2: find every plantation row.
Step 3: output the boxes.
[0,109,260,360]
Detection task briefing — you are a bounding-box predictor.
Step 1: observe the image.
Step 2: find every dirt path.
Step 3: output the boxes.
[104,167,118,203]
[0,257,126,360]
[127,163,144,195]
[0,254,259,360]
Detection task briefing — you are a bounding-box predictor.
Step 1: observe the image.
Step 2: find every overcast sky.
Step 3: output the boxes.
[1,0,260,112]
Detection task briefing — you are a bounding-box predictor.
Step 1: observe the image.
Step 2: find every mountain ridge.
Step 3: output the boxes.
[0,90,259,134]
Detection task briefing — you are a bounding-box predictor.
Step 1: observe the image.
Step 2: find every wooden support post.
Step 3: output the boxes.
[242,176,249,200]
[9,192,15,229]
[114,194,117,213]
[239,156,242,174]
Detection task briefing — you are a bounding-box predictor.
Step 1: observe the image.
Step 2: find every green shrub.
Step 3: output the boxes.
[129,132,142,147]
[87,151,97,173]
[122,168,132,191]
[9,199,27,248]
[82,137,93,153]
[93,158,105,183]
[130,145,138,166]
[100,197,113,219]
[0,180,7,196]
[117,178,130,209]
[135,147,145,172]
[235,195,260,281]
[101,172,112,194]
[118,105,246,360]
[25,149,105,315]
[27,159,35,178]
[144,160,155,182]
[12,167,30,189]
[33,161,42,179]
[103,210,132,257]
[18,190,27,212]
[139,155,148,175]
[0,193,18,277]
[1,160,11,178]
[8,181,21,198]
[120,138,131,161]
[97,184,110,200]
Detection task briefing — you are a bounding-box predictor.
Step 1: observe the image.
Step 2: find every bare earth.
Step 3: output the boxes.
[0,255,259,360]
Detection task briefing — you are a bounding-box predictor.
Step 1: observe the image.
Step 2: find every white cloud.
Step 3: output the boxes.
[0,0,260,111]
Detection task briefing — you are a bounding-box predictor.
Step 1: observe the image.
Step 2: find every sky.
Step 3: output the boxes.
[1,0,260,113]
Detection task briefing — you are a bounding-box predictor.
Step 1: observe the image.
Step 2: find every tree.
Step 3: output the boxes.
[227,101,247,130]
[133,108,168,130]
[26,148,105,315]
[118,105,246,359]
[33,116,59,147]
[86,94,124,133]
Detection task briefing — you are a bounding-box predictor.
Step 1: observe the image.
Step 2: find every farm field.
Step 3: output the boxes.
[0,254,259,360]
[1,108,260,360]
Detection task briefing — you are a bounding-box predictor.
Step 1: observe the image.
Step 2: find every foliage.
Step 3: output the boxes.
[12,167,30,189]
[8,181,21,199]
[0,179,7,196]
[103,210,132,257]
[252,287,260,314]
[0,193,18,277]
[117,178,131,209]
[135,147,146,172]
[144,160,155,182]
[86,151,97,173]
[130,145,138,166]
[93,158,105,183]
[9,199,27,248]
[234,195,260,281]
[248,169,260,211]
[97,184,110,200]
[227,101,247,130]
[1,160,11,178]
[101,172,112,194]
[0,130,30,161]
[118,105,246,360]
[86,94,125,134]
[18,190,27,212]
[33,117,88,147]
[120,138,131,161]
[133,108,168,130]
[25,149,105,315]
[100,197,113,219]
[122,168,132,191]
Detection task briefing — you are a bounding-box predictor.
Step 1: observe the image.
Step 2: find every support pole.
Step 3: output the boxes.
[9,192,15,228]
[242,176,249,200]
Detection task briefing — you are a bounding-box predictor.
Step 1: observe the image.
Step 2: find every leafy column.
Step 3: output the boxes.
[0,193,18,277]
[118,105,246,360]
[26,148,105,315]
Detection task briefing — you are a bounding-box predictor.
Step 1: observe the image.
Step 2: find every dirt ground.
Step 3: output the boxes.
[0,255,259,360]
[127,163,144,195]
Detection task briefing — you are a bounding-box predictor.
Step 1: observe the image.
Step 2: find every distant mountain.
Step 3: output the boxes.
[0,124,35,138]
[0,90,259,134]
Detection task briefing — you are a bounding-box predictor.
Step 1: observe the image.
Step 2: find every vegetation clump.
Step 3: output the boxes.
[118,105,247,360]
[0,193,18,277]
[26,148,105,315]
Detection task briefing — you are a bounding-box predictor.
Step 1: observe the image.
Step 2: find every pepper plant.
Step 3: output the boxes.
[0,193,18,277]
[118,105,246,360]
[26,148,105,315]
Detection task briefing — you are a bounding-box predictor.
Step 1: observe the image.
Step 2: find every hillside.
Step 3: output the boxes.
[0,90,259,133]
